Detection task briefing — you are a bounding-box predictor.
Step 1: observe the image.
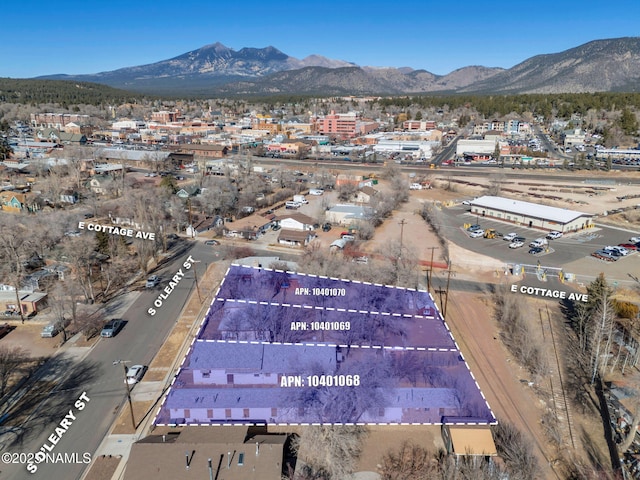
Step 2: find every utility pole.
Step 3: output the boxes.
[192,260,202,303]
[443,263,453,319]
[425,246,438,293]
[113,360,136,430]
[398,219,407,256]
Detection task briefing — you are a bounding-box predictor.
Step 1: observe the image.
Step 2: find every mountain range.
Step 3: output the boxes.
[39,37,640,96]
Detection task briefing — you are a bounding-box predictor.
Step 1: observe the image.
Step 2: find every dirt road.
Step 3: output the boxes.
[444,290,560,479]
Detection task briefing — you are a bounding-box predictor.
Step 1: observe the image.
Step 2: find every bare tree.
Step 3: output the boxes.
[0,217,32,323]
[492,422,540,480]
[291,425,367,479]
[0,346,29,397]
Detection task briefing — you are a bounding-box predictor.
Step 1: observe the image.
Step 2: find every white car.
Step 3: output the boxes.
[605,246,629,256]
[125,365,146,385]
[509,241,524,249]
[469,229,484,238]
[630,236,640,244]
[546,231,563,240]
[503,233,518,241]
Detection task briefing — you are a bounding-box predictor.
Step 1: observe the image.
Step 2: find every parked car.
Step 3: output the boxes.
[41,319,68,338]
[546,231,563,239]
[629,236,640,244]
[605,245,629,256]
[101,319,125,338]
[125,365,146,385]
[528,246,544,255]
[509,241,525,249]
[341,234,356,241]
[322,223,332,232]
[466,224,482,232]
[618,243,639,251]
[469,229,485,238]
[0,323,15,339]
[592,250,618,261]
[503,233,518,242]
[529,238,548,248]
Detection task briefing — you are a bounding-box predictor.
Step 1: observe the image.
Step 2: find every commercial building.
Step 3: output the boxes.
[469,196,594,232]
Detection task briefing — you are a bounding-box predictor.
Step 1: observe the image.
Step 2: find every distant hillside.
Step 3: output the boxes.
[40,42,356,93]
[0,78,150,104]
[461,37,640,94]
[24,37,640,97]
[213,65,504,96]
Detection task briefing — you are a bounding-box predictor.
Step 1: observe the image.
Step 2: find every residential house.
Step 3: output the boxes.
[277,229,316,247]
[275,212,316,231]
[325,204,372,226]
[223,216,273,240]
[441,422,498,466]
[123,427,287,480]
[353,186,378,204]
[0,191,38,213]
[176,185,201,199]
[57,132,87,145]
[85,176,115,195]
[0,290,48,316]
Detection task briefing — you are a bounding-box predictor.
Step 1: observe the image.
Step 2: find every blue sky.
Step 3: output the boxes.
[2,0,639,78]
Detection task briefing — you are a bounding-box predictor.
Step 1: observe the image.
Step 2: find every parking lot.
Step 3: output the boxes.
[444,205,640,282]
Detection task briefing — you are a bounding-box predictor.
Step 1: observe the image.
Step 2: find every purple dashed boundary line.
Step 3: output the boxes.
[195,338,457,352]
[152,263,497,426]
[216,297,437,320]
[155,420,499,427]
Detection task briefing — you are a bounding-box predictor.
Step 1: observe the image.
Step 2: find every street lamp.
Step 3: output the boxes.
[113,360,136,430]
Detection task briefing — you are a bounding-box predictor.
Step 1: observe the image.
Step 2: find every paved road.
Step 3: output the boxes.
[0,240,220,480]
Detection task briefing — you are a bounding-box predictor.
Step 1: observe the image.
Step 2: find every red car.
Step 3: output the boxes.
[618,243,639,251]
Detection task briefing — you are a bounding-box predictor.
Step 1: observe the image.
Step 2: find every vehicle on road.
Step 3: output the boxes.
[469,229,485,238]
[509,241,525,249]
[125,365,146,385]
[503,233,518,242]
[546,231,563,239]
[145,275,160,288]
[205,240,220,246]
[101,319,125,338]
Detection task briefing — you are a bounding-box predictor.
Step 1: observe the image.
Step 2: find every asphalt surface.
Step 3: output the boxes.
[0,240,218,480]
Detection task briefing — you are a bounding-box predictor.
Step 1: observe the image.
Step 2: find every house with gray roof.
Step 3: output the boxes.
[325,204,372,226]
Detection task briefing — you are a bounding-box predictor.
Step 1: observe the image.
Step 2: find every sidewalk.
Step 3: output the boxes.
[81,260,228,480]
